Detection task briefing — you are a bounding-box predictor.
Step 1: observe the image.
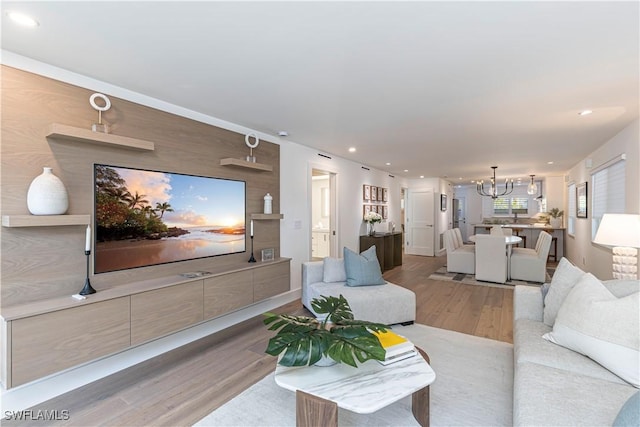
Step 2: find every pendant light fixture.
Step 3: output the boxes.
[527,175,538,195]
[476,166,514,199]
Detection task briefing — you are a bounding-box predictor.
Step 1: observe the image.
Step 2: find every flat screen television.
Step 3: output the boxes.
[94,164,246,274]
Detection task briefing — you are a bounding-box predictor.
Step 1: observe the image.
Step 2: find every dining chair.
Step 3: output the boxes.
[510,231,552,282]
[443,229,475,274]
[474,234,507,283]
[490,225,503,236]
[453,228,474,248]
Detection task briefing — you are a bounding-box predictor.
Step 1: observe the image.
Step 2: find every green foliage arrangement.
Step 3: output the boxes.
[263,295,388,367]
[548,208,564,218]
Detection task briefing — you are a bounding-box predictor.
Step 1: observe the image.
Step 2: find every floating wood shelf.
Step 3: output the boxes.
[219,158,273,172]
[2,214,91,227]
[251,213,284,220]
[46,123,155,151]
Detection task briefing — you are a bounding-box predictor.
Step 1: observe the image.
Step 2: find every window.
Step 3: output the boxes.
[493,198,509,215]
[567,182,576,236]
[511,197,529,214]
[591,159,625,239]
[492,196,529,215]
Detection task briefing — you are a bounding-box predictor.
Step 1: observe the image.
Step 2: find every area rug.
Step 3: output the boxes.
[194,324,513,427]
[428,266,553,289]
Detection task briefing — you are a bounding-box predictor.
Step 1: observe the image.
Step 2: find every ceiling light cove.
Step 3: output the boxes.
[7,11,39,27]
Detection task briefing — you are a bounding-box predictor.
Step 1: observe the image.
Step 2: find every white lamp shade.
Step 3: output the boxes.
[593,214,640,248]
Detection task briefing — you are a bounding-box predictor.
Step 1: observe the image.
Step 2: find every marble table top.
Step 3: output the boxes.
[274,349,436,414]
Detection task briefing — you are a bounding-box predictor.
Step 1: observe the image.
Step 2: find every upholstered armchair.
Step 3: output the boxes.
[443,228,475,274]
[474,234,508,283]
[510,231,553,282]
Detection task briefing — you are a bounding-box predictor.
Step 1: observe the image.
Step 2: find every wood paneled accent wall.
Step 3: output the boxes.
[1,66,281,307]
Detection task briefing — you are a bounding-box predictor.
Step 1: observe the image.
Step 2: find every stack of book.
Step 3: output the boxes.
[373,330,417,365]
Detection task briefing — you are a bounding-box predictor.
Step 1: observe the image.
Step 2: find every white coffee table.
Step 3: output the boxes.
[274,347,435,427]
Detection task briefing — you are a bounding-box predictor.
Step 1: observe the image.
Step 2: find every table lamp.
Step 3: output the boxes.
[593,214,640,280]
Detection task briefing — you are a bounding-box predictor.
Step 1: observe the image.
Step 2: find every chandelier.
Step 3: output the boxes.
[476,166,514,199]
[527,174,538,195]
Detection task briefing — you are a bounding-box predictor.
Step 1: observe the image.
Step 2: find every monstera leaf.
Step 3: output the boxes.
[264,295,388,367]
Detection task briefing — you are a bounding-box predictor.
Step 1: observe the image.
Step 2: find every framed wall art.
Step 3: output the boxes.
[371,186,377,201]
[576,182,588,218]
[383,188,388,202]
[261,248,275,262]
[382,205,388,219]
[377,187,383,201]
[440,194,448,212]
[363,204,371,217]
[363,185,370,201]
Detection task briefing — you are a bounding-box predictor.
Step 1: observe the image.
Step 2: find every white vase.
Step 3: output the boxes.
[550,218,562,228]
[27,167,69,215]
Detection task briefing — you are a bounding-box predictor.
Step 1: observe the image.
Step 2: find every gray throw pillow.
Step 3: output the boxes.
[323,257,347,283]
[543,273,640,387]
[543,257,585,326]
[343,246,386,287]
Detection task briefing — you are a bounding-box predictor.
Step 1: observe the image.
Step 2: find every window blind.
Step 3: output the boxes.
[591,159,625,239]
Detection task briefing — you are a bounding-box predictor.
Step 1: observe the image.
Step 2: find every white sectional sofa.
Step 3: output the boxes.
[513,258,639,426]
[301,258,416,325]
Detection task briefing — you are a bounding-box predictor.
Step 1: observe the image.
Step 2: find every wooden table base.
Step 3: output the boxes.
[296,348,431,427]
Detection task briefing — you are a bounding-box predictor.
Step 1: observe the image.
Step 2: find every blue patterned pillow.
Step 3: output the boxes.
[343,246,386,287]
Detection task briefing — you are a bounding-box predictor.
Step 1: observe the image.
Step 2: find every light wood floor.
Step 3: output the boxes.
[7,254,515,426]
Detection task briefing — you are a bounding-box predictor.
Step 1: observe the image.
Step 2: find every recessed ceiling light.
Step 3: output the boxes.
[419,175,424,179]
[547,161,554,165]
[385,162,391,166]
[404,169,409,173]
[579,110,593,116]
[278,131,288,137]
[7,11,39,27]
[348,147,356,153]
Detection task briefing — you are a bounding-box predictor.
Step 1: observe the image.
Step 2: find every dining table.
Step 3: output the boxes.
[468,234,523,280]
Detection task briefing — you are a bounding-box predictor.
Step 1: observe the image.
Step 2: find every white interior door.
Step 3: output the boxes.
[405,188,435,256]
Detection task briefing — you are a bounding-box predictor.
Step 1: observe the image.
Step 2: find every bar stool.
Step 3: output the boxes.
[548,236,558,262]
[511,228,526,248]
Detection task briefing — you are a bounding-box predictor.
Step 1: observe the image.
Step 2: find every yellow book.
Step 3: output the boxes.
[373,330,409,348]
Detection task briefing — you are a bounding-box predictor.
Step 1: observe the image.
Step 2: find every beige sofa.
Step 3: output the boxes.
[301,259,416,325]
[513,260,639,426]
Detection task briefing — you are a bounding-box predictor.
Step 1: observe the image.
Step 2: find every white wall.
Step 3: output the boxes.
[280,141,408,290]
[564,118,639,279]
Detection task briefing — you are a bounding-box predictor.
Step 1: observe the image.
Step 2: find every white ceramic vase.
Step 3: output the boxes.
[27,167,69,215]
[550,218,562,228]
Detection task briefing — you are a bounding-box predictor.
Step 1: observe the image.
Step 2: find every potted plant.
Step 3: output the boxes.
[263,295,388,367]
[548,208,564,228]
[364,211,383,236]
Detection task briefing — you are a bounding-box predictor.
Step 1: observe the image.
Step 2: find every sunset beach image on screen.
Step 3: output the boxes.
[94,164,246,273]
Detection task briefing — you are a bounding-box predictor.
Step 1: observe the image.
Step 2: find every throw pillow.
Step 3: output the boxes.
[543,257,586,326]
[543,273,640,388]
[323,257,347,283]
[343,246,386,287]
[613,391,640,427]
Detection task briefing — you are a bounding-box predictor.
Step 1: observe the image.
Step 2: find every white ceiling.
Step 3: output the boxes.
[2,1,638,183]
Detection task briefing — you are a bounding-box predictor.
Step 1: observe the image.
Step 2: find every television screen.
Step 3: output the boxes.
[94,164,246,274]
